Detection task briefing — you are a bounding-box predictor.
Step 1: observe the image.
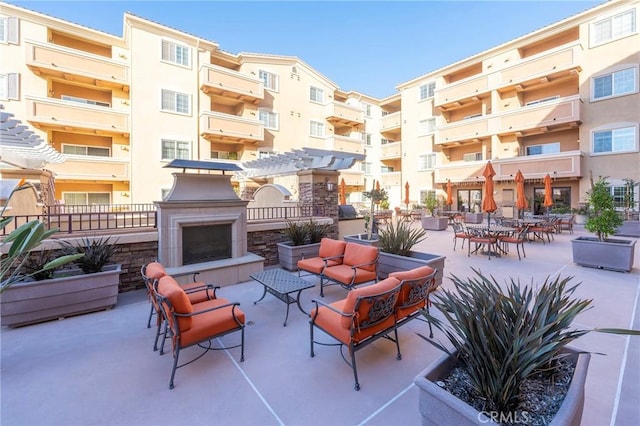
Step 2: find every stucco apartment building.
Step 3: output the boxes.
[1,0,638,215]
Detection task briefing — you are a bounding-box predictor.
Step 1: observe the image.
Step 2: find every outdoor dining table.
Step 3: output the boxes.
[464,224,516,257]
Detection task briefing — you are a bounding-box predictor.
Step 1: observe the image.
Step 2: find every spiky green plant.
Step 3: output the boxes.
[307,219,330,243]
[59,236,118,274]
[282,221,309,246]
[378,217,426,256]
[419,268,639,413]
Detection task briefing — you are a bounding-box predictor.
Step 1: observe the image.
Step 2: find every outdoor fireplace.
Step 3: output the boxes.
[154,160,264,286]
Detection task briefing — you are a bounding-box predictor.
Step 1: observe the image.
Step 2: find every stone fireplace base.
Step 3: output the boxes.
[165,253,264,287]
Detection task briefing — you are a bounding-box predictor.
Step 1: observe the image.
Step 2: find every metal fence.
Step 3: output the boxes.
[2,204,332,236]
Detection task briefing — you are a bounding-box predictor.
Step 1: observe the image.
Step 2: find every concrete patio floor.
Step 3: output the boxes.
[2,223,639,426]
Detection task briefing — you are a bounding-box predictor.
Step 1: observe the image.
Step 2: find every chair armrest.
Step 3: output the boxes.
[323,254,345,266]
[310,299,352,321]
[184,284,220,299]
[349,259,378,270]
[176,301,241,317]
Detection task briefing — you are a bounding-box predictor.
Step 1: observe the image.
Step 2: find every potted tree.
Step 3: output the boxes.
[1,236,122,327]
[421,193,448,231]
[343,181,387,246]
[571,177,636,272]
[277,219,329,271]
[376,217,445,286]
[415,269,639,425]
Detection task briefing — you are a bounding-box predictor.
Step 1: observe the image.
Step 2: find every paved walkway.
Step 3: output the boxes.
[1,224,639,425]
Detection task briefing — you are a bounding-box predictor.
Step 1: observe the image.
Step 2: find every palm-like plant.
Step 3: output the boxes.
[378,217,426,256]
[59,236,118,274]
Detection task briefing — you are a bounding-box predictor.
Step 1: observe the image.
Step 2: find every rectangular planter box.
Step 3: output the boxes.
[377,251,445,287]
[1,264,121,327]
[571,237,636,272]
[464,213,484,224]
[422,216,449,231]
[277,242,321,271]
[343,233,380,247]
[615,220,640,238]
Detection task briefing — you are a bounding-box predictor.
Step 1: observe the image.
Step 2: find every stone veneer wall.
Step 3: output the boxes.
[297,170,340,238]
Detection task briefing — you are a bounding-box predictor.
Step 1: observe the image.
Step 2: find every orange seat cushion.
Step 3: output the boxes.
[318,238,347,259]
[297,257,340,274]
[157,276,194,331]
[180,304,245,348]
[323,264,377,286]
[343,243,378,272]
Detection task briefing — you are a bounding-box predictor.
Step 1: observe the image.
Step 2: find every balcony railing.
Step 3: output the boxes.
[47,155,130,181]
[435,150,583,183]
[381,142,402,159]
[200,111,264,144]
[379,171,402,187]
[325,101,364,127]
[323,135,364,154]
[25,40,129,90]
[26,96,129,136]
[381,111,402,132]
[200,64,264,104]
[437,116,489,144]
[339,171,365,187]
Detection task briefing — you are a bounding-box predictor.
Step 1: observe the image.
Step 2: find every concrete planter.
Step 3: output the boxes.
[464,213,483,224]
[377,251,445,287]
[277,242,321,271]
[343,233,380,247]
[414,347,590,426]
[1,264,121,327]
[422,216,449,231]
[571,237,636,272]
[615,220,640,238]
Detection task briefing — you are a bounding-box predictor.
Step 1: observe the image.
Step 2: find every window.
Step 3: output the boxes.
[161,40,190,67]
[419,190,436,206]
[362,133,372,146]
[361,162,372,174]
[310,86,324,103]
[161,89,190,114]
[463,152,483,162]
[259,70,278,91]
[381,138,393,145]
[258,150,274,159]
[418,118,436,135]
[593,126,636,154]
[310,120,325,137]
[526,142,560,156]
[591,8,636,46]
[526,96,559,106]
[62,144,110,157]
[612,185,626,209]
[258,109,279,130]
[0,73,19,100]
[161,139,190,160]
[211,151,238,160]
[0,16,19,44]
[61,95,110,107]
[63,192,111,205]
[418,153,436,170]
[381,166,394,173]
[363,103,372,116]
[419,82,435,100]
[592,67,637,100]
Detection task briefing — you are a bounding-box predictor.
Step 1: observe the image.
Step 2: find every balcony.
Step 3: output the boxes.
[381,142,402,159]
[47,155,129,181]
[26,96,129,136]
[325,102,364,127]
[434,75,489,110]
[496,96,581,136]
[323,135,363,154]
[25,40,129,91]
[379,171,401,187]
[436,117,488,145]
[435,150,582,183]
[200,64,264,104]
[381,112,402,133]
[200,111,264,144]
[339,171,365,187]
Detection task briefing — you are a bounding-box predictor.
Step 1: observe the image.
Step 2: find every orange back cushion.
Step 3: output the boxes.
[343,243,378,271]
[340,277,400,329]
[319,238,347,259]
[157,275,193,331]
[145,262,166,281]
[389,266,435,305]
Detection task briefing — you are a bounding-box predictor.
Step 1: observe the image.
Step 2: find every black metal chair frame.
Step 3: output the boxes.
[395,269,438,338]
[309,284,401,391]
[498,225,529,260]
[451,222,471,251]
[153,280,244,389]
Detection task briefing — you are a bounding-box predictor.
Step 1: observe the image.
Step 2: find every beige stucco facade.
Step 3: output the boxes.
[1,0,638,213]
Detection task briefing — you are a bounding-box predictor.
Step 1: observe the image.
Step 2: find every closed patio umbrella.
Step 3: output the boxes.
[446,180,453,210]
[404,181,410,209]
[543,173,554,215]
[375,180,381,205]
[339,178,346,205]
[482,161,497,229]
[515,170,528,218]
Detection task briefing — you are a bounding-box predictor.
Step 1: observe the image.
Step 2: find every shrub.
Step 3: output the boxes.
[585,177,623,241]
[307,219,330,243]
[283,221,309,246]
[59,236,119,274]
[378,217,426,256]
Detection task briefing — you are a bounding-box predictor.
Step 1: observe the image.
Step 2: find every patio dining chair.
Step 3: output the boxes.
[467,228,498,260]
[498,225,529,260]
[309,276,402,391]
[451,222,472,251]
[154,275,245,389]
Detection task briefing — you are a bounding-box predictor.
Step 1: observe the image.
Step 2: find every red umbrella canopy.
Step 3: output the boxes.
[482,161,497,213]
[446,180,453,206]
[515,170,528,210]
[339,178,346,205]
[543,174,554,208]
[404,181,410,205]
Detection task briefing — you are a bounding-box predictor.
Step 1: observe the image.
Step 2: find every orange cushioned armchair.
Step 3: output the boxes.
[320,243,379,297]
[154,275,245,389]
[297,238,347,278]
[309,277,402,390]
[388,265,438,338]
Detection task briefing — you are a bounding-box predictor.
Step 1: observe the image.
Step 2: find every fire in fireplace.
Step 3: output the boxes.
[182,224,232,265]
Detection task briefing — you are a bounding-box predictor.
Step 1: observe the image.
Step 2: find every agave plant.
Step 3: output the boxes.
[59,236,119,274]
[282,221,309,246]
[307,219,330,243]
[378,216,426,256]
[419,268,639,413]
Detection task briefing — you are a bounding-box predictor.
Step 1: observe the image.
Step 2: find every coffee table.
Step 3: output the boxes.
[251,269,315,326]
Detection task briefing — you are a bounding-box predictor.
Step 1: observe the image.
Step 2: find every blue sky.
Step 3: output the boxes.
[10,0,603,98]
